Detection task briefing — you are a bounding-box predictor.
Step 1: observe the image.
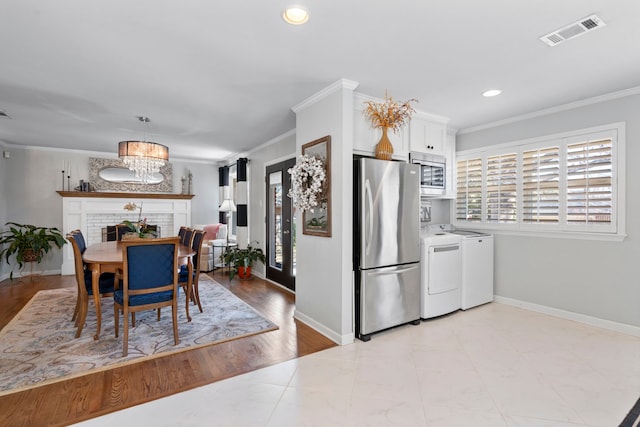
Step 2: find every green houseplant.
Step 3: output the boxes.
[222,244,266,280]
[0,222,67,279]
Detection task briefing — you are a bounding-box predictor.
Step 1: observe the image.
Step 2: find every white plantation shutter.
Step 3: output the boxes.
[566,138,613,224]
[454,124,621,237]
[456,158,482,221]
[486,153,517,223]
[523,146,560,223]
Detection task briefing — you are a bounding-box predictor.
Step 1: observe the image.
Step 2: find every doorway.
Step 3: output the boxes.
[265,158,296,291]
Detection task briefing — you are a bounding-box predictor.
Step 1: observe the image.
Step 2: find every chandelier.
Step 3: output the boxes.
[118,117,169,183]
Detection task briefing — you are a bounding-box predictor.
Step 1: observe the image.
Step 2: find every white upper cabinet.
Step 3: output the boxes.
[408,113,449,156]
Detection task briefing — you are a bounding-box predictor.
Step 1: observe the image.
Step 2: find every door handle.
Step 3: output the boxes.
[364,179,373,255]
[283,230,290,234]
[369,264,419,276]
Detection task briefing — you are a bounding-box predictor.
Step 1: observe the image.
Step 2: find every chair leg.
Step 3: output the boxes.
[131,312,136,327]
[123,308,129,357]
[114,302,119,338]
[157,308,161,321]
[172,303,179,345]
[72,297,80,322]
[75,295,89,338]
[193,281,203,313]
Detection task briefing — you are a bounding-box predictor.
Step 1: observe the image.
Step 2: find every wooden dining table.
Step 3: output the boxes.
[82,240,196,340]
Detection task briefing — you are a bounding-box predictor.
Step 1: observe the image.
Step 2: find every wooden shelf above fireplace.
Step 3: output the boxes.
[56,191,194,200]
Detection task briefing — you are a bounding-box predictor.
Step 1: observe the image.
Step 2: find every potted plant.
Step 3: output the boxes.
[0,222,67,279]
[222,244,266,280]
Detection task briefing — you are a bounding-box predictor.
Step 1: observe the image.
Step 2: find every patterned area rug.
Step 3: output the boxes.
[0,275,278,396]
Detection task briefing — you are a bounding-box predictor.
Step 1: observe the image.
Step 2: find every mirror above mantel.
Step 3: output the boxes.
[89,157,173,193]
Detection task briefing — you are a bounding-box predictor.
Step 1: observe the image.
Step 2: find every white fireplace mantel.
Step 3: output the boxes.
[58,192,193,275]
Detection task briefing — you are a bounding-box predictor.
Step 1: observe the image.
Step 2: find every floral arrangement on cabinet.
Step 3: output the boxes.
[363,91,417,160]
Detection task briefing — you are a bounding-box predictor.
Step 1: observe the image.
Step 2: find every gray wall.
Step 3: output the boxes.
[457,92,640,328]
[0,146,218,281]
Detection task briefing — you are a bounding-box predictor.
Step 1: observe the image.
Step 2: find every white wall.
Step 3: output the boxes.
[0,146,218,281]
[456,92,640,328]
[293,80,357,344]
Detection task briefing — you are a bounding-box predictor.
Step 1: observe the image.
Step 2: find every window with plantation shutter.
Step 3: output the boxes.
[566,138,612,224]
[523,146,560,223]
[454,123,624,238]
[456,158,482,221]
[486,153,517,223]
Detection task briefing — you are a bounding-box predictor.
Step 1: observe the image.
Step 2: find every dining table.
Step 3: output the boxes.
[82,240,196,340]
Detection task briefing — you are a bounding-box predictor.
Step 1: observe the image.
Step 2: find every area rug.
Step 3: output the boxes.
[0,274,278,396]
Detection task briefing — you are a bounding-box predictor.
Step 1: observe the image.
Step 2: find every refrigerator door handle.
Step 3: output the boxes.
[368,264,419,276]
[364,179,374,255]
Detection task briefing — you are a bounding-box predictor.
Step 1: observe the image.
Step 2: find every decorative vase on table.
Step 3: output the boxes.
[374,127,393,160]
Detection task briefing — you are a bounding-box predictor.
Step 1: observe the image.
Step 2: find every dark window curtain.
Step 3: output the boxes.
[218,166,229,224]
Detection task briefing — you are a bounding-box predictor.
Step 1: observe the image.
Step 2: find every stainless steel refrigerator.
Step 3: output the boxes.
[353,157,421,341]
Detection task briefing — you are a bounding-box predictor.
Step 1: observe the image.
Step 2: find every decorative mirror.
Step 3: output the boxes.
[89,158,173,192]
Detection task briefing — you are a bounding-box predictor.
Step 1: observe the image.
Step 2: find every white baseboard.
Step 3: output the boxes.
[495,295,640,337]
[0,269,62,284]
[294,309,354,345]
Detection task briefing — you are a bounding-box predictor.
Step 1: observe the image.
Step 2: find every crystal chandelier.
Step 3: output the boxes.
[118,117,169,183]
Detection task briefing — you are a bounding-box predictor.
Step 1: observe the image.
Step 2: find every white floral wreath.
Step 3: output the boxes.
[287,154,326,211]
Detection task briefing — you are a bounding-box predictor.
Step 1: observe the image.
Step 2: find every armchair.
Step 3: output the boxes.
[113,237,180,357]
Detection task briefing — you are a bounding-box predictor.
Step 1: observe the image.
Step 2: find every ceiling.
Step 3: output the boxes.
[1,1,639,162]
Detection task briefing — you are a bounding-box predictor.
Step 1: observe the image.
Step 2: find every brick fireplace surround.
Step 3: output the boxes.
[58,191,193,275]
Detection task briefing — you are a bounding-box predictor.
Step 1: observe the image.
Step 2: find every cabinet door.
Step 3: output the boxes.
[409,118,446,154]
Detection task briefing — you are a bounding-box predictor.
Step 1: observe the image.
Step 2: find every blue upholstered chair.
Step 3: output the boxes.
[67,231,116,338]
[116,223,131,241]
[181,227,195,247]
[113,237,180,357]
[179,229,205,313]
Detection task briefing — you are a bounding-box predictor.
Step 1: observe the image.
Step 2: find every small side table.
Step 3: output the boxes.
[213,241,237,276]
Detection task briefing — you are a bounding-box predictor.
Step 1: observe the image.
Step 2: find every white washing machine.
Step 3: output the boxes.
[449,230,494,310]
[420,226,462,319]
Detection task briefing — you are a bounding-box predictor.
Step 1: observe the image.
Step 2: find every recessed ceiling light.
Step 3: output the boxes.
[283,6,309,25]
[482,89,502,97]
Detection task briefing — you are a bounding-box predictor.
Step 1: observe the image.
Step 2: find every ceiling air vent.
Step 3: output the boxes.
[539,14,606,47]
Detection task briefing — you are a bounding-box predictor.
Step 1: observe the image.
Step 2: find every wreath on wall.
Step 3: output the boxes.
[287,154,327,211]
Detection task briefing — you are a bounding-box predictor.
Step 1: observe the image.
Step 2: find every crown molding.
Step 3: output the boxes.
[292,79,359,113]
[459,85,640,135]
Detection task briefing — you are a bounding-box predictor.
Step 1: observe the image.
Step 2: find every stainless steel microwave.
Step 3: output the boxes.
[409,152,446,196]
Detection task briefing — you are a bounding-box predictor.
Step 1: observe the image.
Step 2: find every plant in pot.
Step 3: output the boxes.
[222,244,266,280]
[0,222,67,279]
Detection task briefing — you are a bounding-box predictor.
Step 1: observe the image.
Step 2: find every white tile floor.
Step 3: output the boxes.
[72,303,640,426]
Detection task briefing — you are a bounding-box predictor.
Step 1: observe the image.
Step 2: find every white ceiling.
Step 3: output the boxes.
[1,1,639,162]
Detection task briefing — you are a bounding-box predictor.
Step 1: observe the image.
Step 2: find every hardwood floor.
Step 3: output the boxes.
[0,270,336,426]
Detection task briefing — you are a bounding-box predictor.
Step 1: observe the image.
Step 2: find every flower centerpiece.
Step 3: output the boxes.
[287,154,327,212]
[363,92,417,160]
[123,202,156,238]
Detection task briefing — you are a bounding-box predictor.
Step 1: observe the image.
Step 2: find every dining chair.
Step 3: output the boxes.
[67,231,117,338]
[179,229,205,313]
[115,223,132,241]
[113,237,180,357]
[178,226,188,242]
[104,225,118,242]
[180,227,195,247]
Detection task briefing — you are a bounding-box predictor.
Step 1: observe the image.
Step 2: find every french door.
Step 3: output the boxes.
[265,158,296,291]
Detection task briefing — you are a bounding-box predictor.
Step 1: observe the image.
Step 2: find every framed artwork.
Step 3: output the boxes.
[302,135,331,237]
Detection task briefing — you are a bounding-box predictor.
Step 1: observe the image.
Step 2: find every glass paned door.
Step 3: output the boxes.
[266,158,296,291]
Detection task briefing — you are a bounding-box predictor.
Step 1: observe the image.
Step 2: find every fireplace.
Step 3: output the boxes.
[58,192,193,275]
